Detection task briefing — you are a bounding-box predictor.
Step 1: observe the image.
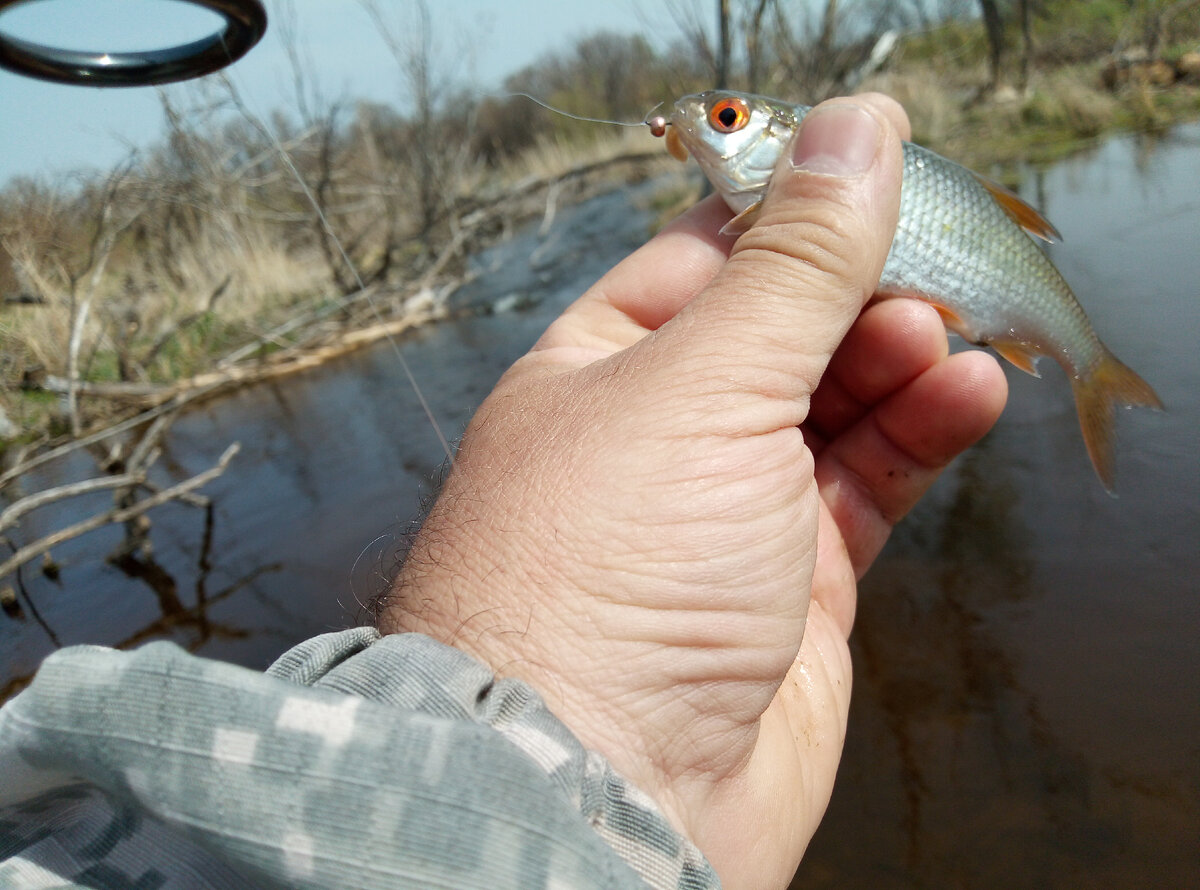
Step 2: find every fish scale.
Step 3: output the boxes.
[657,90,1162,492]
[886,141,1074,352]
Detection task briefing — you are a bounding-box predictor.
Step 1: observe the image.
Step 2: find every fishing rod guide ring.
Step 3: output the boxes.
[0,0,267,87]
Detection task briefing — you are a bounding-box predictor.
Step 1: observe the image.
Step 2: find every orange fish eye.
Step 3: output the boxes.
[708,96,750,133]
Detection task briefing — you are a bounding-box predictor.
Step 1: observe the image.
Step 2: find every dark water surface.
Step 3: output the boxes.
[795,127,1200,888]
[3,128,1198,886]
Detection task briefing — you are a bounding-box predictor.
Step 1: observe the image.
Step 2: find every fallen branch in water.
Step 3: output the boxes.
[0,443,239,585]
[18,286,449,420]
[0,471,147,534]
[0,389,220,490]
[3,148,668,478]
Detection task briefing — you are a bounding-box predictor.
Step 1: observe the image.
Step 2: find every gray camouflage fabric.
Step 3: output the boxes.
[0,628,720,889]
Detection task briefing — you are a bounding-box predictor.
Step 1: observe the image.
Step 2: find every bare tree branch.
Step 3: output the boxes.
[0,391,219,491]
[0,471,147,534]
[0,444,240,584]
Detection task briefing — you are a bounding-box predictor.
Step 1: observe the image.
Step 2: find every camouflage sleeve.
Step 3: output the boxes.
[0,628,720,889]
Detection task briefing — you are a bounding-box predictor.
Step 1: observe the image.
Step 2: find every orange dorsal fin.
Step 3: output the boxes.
[973,172,1063,243]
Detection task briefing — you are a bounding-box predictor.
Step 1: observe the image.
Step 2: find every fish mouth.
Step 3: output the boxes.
[667,95,715,154]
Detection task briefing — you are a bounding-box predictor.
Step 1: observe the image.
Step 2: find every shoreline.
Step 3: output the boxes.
[3,55,1199,452]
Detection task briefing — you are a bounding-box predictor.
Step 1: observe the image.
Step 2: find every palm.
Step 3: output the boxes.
[386,101,1007,890]
[439,203,1007,888]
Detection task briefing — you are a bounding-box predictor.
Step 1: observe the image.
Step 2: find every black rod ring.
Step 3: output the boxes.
[0,0,267,87]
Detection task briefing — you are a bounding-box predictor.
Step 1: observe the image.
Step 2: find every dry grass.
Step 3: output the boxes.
[859,58,1199,171]
[490,127,666,188]
[5,21,1200,448]
[3,218,326,378]
[0,107,675,445]
[1022,68,1121,137]
[861,70,973,149]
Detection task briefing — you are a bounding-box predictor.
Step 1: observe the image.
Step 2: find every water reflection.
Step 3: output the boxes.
[792,123,1200,888]
[860,448,1034,864]
[107,503,282,652]
[1,494,281,701]
[797,437,1195,886]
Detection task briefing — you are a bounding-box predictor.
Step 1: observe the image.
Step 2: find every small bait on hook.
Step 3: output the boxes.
[645,115,669,138]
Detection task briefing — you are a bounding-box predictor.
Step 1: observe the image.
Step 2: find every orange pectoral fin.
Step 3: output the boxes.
[917,299,980,344]
[972,172,1063,243]
[665,127,689,162]
[877,291,975,339]
[719,201,763,236]
[927,302,966,330]
[890,294,1044,378]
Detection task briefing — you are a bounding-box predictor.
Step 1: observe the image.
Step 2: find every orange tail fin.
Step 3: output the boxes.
[1071,348,1163,493]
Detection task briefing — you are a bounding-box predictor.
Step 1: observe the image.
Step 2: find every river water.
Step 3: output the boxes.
[3,127,1198,887]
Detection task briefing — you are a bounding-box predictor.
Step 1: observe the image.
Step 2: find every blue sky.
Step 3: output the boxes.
[0,0,682,185]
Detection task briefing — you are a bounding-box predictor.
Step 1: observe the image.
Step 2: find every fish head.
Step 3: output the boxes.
[667,91,805,214]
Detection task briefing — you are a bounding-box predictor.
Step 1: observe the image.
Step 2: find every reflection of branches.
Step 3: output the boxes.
[830,446,1040,872]
[801,438,1159,888]
[110,487,284,654]
[2,495,283,705]
[0,544,60,647]
[111,548,283,654]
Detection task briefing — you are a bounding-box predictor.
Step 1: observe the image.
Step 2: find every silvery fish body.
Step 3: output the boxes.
[662,91,1162,490]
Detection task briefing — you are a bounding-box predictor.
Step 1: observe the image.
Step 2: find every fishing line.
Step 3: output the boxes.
[215,37,457,469]
[206,63,665,471]
[491,91,659,129]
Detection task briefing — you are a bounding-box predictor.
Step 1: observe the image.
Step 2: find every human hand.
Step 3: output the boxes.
[378,95,1007,889]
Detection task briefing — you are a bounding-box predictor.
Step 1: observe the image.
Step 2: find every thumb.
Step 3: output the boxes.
[658,97,905,432]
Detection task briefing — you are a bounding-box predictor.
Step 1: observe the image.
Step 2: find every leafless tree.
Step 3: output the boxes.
[664,0,720,84]
[1143,0,1200,55]
[763,0,897,100]
[717,0,734,87]
[743,0,775,91]
[978,0,1006,92]
[359,0,476,268]
[1,162,143,435]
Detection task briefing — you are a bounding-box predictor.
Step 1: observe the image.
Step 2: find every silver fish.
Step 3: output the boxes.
[654,90,1162,491]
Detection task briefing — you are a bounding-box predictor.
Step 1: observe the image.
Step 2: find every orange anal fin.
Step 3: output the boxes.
[719,201,763,236]
[990,340,1043,378]
[973,172,1063,243]
[665,127,689,162]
